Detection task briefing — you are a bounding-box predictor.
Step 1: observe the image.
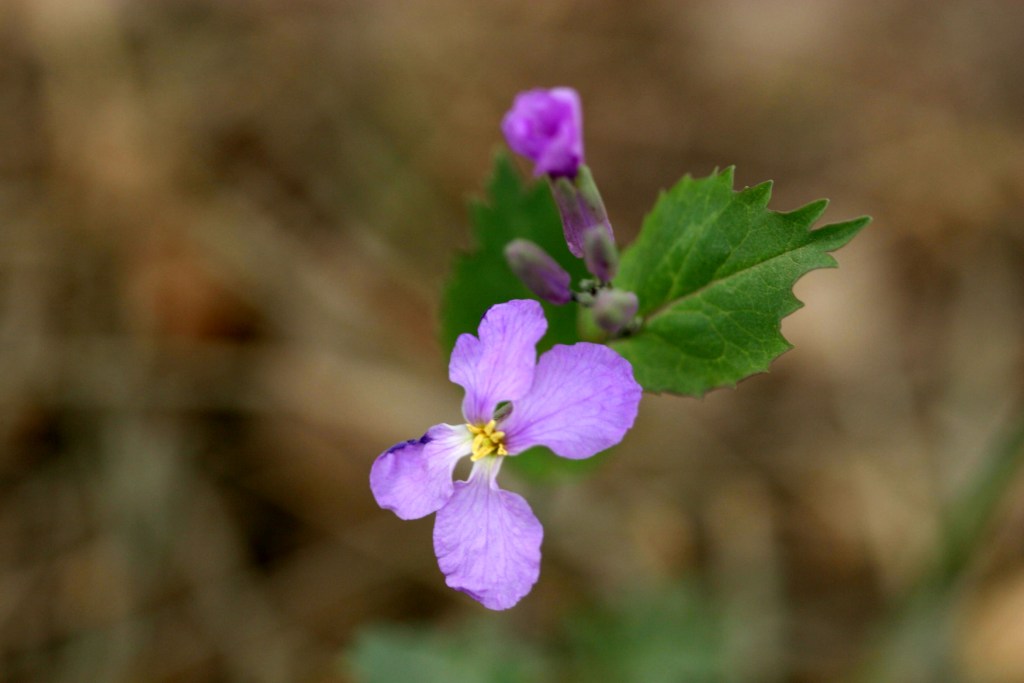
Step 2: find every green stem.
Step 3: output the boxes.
[854,406,1024,683]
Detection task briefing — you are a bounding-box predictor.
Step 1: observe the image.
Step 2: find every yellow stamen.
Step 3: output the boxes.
[467,419,508,461]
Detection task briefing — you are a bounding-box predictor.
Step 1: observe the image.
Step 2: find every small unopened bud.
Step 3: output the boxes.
[504,239,572,305]
[583,225,618,282]
[592,289,639,335]
[549,165,614,258]
[492,400,514,422]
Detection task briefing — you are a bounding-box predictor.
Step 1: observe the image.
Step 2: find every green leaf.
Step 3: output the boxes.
[344,621,547,683]
[566,582,725,683]
[440,153,593,481]
[611,168,869,396]
[440,152,588,354]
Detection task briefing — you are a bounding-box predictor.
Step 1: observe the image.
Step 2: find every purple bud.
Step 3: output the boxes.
[550,166,614,258]
[501,87,583,178]
[504,239,572,305]
[583,225,618,282]
[592,289,639,335]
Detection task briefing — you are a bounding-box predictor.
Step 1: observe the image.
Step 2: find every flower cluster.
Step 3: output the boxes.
[370,88,647,610]
[370,300,641,609]
[501,87,639,337]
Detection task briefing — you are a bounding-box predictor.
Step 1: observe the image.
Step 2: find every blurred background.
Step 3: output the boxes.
[1,0,1023,681]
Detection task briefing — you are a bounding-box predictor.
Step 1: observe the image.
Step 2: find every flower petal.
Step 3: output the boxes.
[370,424,471,520]
[449,299,547,425]
[433,458,543,610]
[503,343,641,459]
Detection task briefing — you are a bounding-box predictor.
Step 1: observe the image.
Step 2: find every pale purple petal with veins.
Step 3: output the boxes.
[449,299,547,425]
[433,458,543,610]
[502,343,641,459]
[369,424,471,520]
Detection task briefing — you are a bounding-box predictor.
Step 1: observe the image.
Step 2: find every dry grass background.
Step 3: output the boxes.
[0,0,1023,681]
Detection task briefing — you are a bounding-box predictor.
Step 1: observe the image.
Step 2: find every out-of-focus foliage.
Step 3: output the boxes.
[346,621,546,683]
[565,583,723,683]
[346,582,725,683]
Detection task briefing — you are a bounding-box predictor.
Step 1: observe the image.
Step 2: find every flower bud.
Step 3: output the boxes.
[501,87,583,178]
[492,400,514,422]
[504,239,572,305]
[583,225,618,282]
[592,289,639,335]
[549,165,614,258]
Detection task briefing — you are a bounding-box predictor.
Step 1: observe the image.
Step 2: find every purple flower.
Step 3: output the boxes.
[370,300,642,610]
[502,87,583,178]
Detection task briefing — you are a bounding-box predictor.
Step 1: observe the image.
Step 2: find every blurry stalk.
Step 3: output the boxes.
[708,480,786,683]
[854,405,1024,683]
